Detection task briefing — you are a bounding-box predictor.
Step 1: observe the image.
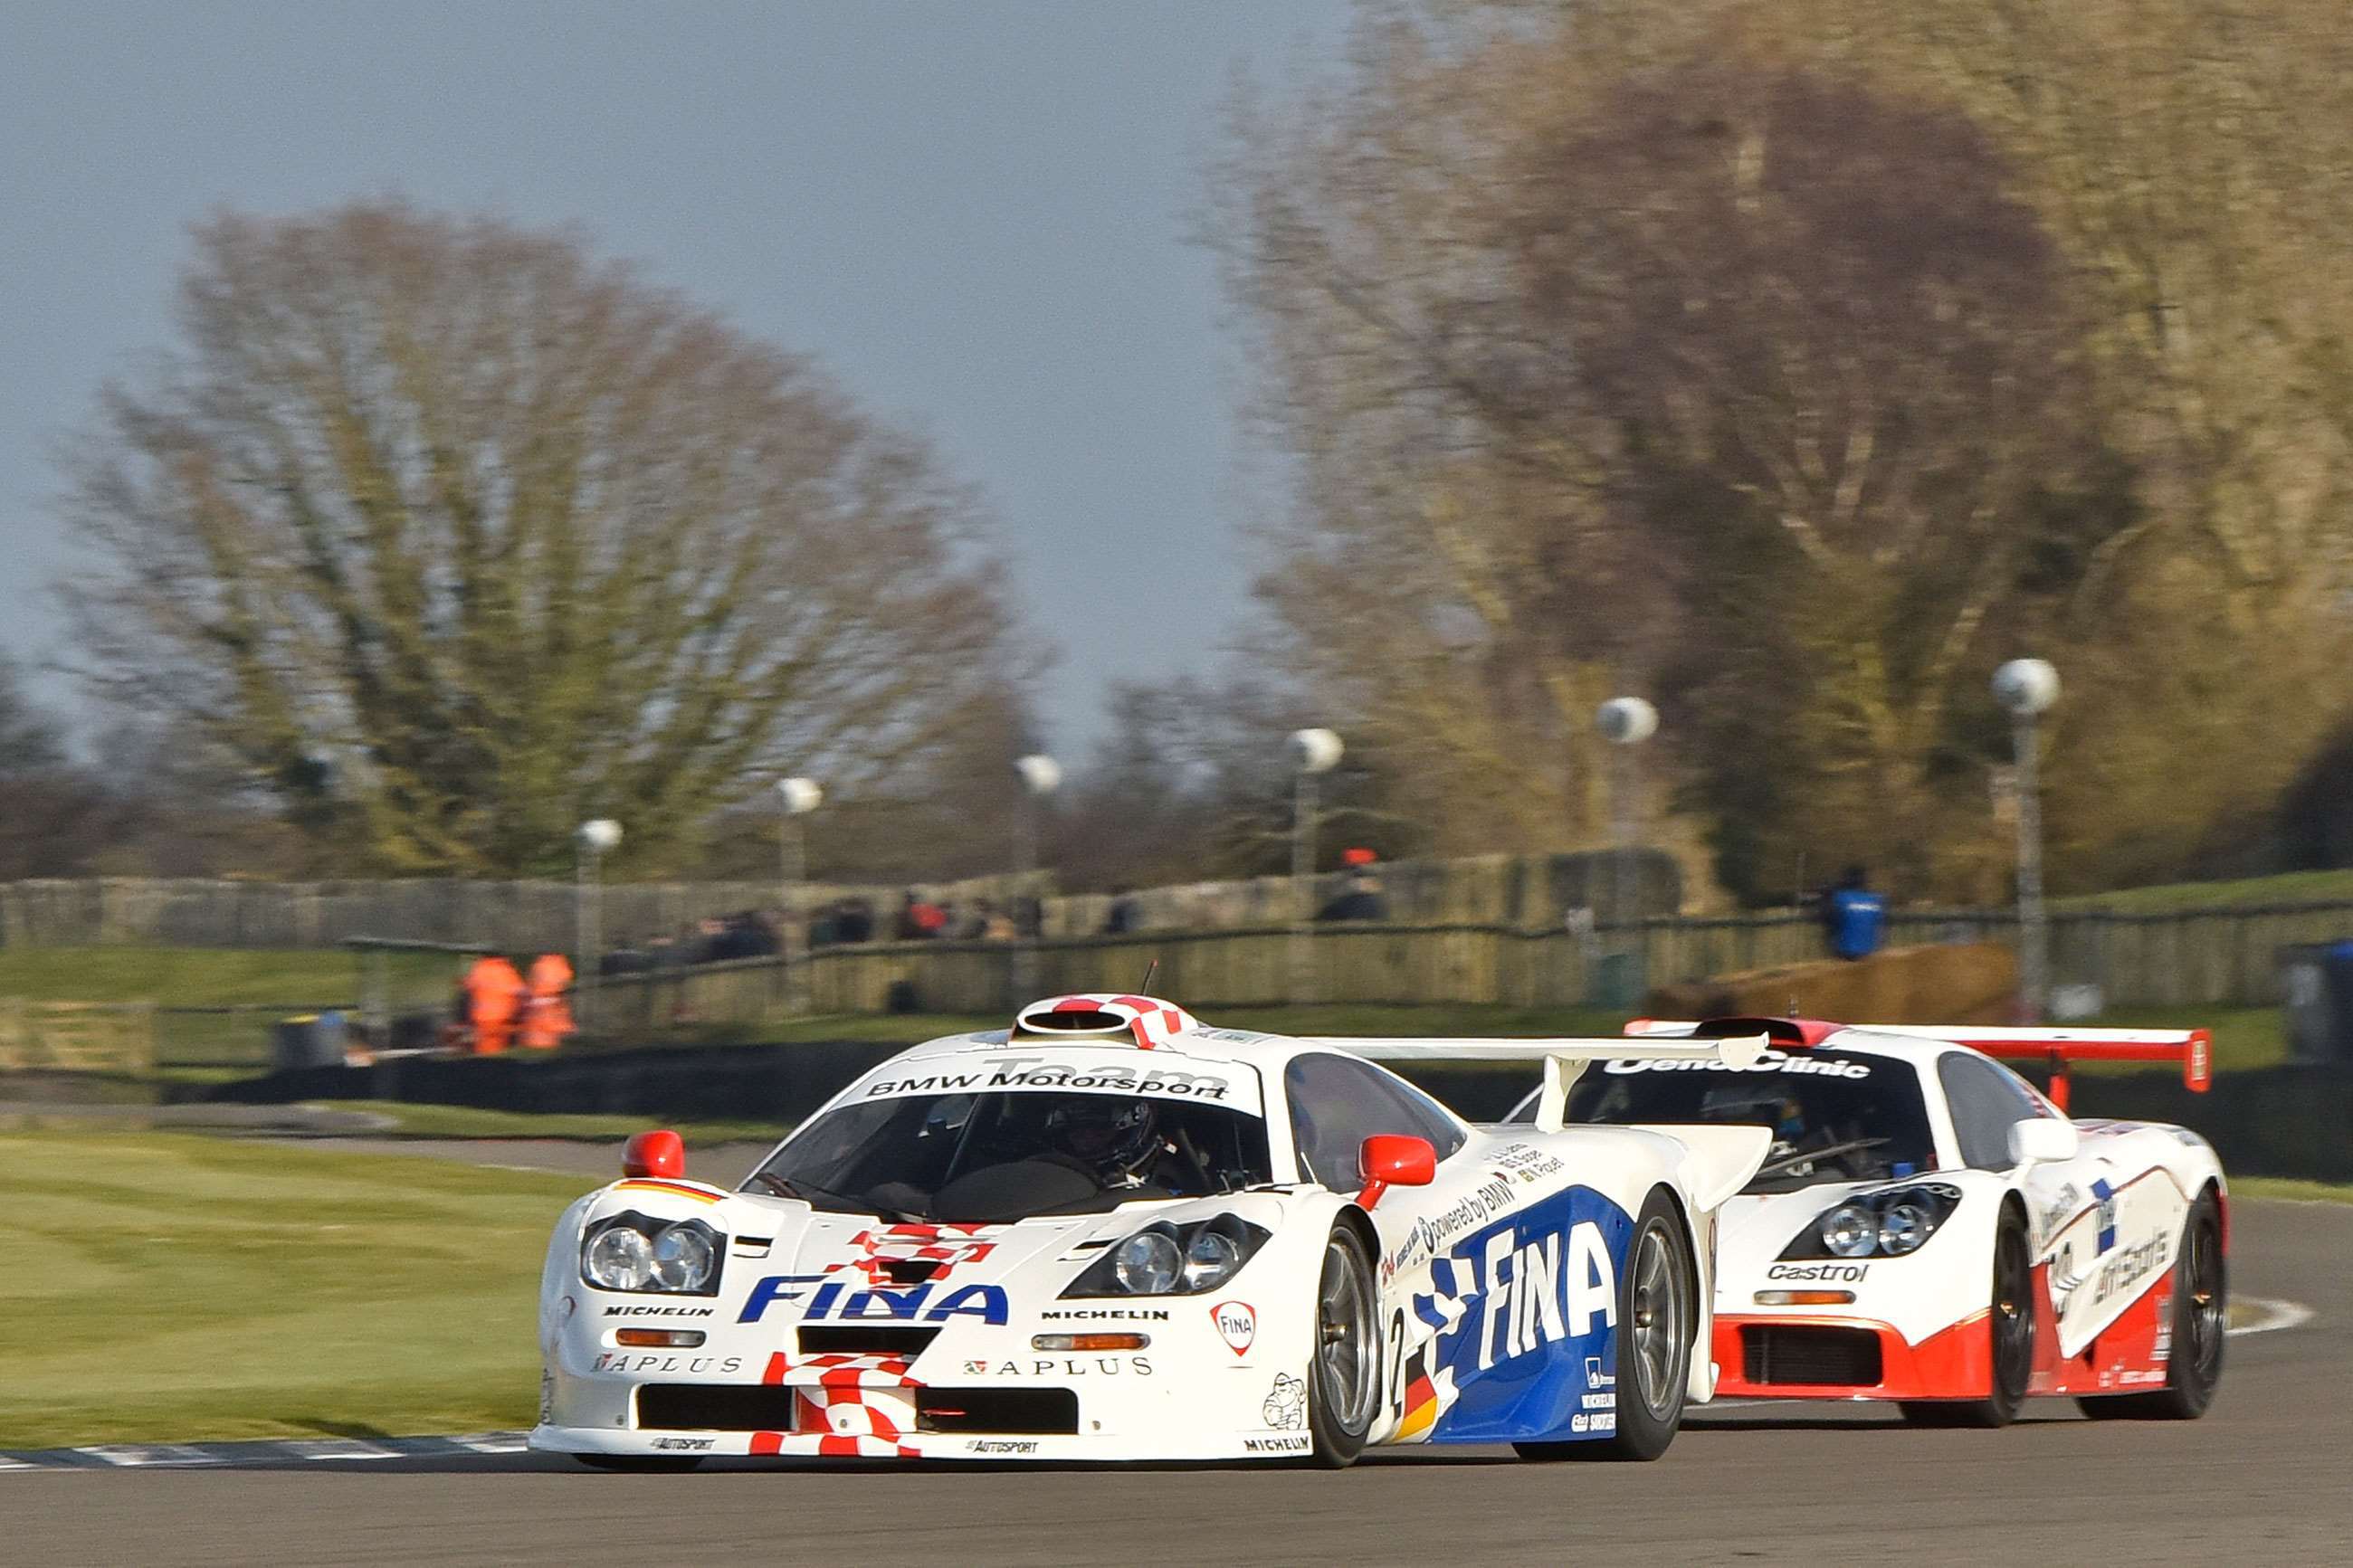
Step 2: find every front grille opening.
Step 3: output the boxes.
[916,1388,1080,1435]
[638,1384,799,1431]
[1741,1326,1884,1387]
[796,1324,942,1356]
[880,1259,943,1286]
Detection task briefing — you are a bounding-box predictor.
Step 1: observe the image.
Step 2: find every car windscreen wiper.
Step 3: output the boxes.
[743,1170,917,1222]
[1754,1136,1892,1178]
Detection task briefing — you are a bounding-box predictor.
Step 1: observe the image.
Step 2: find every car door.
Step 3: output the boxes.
[1283,1052,1485,1434]
[1937,1050,2178,1357]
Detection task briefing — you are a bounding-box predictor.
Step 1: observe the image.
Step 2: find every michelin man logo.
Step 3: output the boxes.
[1262,1373,1307,1430]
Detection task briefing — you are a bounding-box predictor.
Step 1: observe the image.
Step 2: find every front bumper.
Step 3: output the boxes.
[1710,1311,1992,1402]
[528,1423,1312,1463]
[534,1328,1314,1462]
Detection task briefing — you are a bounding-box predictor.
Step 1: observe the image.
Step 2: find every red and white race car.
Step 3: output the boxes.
[1513,1017,2224,1425]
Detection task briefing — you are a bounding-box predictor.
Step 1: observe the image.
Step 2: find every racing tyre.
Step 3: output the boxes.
[1900,1204,2034,1429]
[2077,1189,2225,1421]
[1515,1188,1691,1463]
[572,1454,705,1472]
[1306,1223,1380,1468]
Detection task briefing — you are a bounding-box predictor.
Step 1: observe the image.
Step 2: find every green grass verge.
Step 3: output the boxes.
[0,1133,586,1449]
[2231,1176,2353,1205]
[2065,1006,2287,1074]
[0,946,422,1005]
[2058,868,2353,912]
[754,1003,1640,1047]
[307,1100,784,1145]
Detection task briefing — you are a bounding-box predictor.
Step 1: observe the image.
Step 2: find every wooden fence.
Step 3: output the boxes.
[576,899,2353,1028]
[0,851,1681,953]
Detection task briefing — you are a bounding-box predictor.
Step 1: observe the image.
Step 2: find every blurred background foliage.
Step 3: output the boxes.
[17,1,2353,906]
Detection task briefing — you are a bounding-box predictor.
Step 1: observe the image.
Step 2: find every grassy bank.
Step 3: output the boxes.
[754,1003,1642,1048]
[0,946,457,1006]
[2057,868,2353,912]
[2233,1176,2353,1205]
[307,1100,784,1145]
[0,1133,577,1449]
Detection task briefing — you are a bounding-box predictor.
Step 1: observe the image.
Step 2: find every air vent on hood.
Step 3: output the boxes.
[1016,1008,1129,1034]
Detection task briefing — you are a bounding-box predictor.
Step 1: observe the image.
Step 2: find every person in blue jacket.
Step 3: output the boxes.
[1818,865,1887,961]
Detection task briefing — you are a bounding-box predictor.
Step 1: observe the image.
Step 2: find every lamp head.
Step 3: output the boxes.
[1289,727,1344,774]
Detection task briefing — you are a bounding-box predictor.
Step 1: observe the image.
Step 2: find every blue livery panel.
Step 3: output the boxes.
[1412,1184,1632,1443]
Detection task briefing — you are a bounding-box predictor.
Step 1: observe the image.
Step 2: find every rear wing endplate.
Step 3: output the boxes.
[1331,1033,1771,1133]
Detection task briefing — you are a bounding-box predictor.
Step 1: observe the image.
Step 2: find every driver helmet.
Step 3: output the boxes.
[1045,1096,1160,1178]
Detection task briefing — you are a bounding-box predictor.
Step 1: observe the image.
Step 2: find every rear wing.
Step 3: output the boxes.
[1852,1025,2212,1106]
[1629,1019,2212,1110]
[1329,1032,1770,1133]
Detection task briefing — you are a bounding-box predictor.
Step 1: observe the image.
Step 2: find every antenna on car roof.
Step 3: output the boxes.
[1138,957,1159,993]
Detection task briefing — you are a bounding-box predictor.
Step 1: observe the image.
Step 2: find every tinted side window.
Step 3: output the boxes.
[1938,1052,2045,1170]
[1284,1054,1467,1186]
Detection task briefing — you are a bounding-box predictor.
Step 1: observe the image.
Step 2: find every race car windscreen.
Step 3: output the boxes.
[745,1090,1275,1224]
[1514,1049,1938,1193]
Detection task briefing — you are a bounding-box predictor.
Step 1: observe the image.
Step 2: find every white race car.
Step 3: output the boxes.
[529,993,1772,1467]
[1525,1017,2224,1425]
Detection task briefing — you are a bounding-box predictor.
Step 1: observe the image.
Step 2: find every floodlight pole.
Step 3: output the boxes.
[1288,728,1344,1005]
[575,819,622,1032]
[1992,660,2059,1021]
[776,778,822,1013]
[1013,755,1062,1002]
[2011,711,2048,1020]
[1595,698,1660,938]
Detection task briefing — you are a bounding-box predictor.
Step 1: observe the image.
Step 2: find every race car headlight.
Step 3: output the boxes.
[1877,1200,1935,1256]
[1183,1227,1243,1291]
[1820,1203,1878,1259]
[1063,1215,1271,1297]
[581,1212,724,1296]
[585,1223,654,1291]
[1113,1230,1183,1294]
[1780,1184,1961,1261]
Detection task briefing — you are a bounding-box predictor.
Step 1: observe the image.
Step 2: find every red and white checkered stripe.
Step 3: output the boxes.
[1032,993,1198,1050]
[751,1353,921,1458]
[842,1222,1003,1285]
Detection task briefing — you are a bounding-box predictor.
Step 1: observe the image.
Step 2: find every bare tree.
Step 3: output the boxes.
[57,204,1032,877]
[1217,20,2097,898]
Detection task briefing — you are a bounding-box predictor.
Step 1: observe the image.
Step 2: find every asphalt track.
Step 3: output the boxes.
[7,1174,2347,1566]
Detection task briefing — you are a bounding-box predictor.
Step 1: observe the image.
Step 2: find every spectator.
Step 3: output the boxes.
[895,889,947,940]
[981,902,1018,943]
[1318,855,1390,923]
[835,898,875,944]
[460,953,528,1054]
[521,951,576,1050]
[1101,886,1138,935]
[1819,865,1887,961]
[704,910,778,962]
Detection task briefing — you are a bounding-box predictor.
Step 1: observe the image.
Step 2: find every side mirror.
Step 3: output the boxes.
[1356,1134,1436,1211]
[2009,1117,2079,1168]
[623,1128,685,1180]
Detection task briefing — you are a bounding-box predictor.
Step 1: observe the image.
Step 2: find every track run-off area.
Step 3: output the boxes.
[5,1186,2346,1567]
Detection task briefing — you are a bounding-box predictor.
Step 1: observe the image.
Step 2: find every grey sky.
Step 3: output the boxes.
[0,0,1354,755]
